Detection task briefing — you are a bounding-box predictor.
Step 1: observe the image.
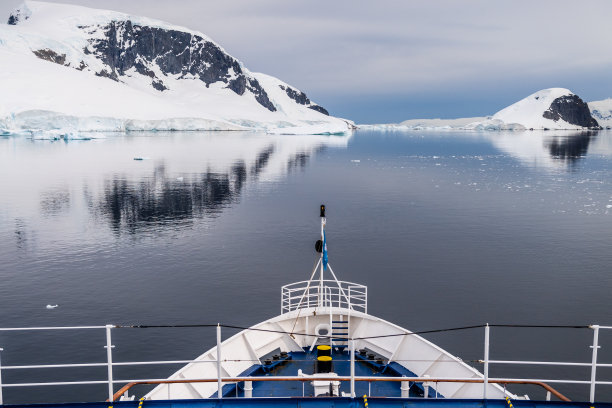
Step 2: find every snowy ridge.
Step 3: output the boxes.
[0,1,351,135]
[588,99,612,129]
[490,88,597,130]
[361,88,601,131]
[360,117,488,131]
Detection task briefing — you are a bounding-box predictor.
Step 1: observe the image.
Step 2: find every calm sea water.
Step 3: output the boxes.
[0,129,611,403]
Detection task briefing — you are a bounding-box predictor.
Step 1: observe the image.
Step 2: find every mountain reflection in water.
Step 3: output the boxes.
[2,130,612,405]
[486,130,601,170]
[96,140,337,234]
[101,163,246,233]
[545,132,596,165]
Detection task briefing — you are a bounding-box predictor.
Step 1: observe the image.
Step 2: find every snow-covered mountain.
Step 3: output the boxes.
[488,88,599,130]
[588,99,612,129]
[0,1,351,135]
[363,88,602,131]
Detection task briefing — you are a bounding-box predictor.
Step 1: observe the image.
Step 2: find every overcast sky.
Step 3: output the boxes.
[2,0,612,123]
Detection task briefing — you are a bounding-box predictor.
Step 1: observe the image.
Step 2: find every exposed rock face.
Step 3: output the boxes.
[543,95,600,129]
[78,21,276,110]
[279,85,329,115]
[7,6,30,25]
[32,49,67,65]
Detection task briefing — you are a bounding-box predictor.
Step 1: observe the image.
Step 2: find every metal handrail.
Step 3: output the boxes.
[108,376,571,402]
[0,324,611,405]
[281,279,367,314]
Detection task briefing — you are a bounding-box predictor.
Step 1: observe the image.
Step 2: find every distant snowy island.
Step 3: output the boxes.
[362,88,612,131]
[0,1,352,136]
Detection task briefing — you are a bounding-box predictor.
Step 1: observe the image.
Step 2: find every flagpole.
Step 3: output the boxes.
[319,205,325,307]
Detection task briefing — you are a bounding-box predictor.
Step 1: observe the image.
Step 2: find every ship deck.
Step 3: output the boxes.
[221,348,435,398]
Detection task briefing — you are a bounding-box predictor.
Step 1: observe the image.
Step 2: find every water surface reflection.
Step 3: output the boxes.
[486,131,602,170]
[1,130,612,404]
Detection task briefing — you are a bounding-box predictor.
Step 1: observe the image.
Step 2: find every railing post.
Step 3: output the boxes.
[350,340,355,397]
[244,381,252,398]
[348,287,352,310]
[483,323,490,400]
[590,324,600,403]
[0,347,4,405]
[423,374,430,398]
[104,325,115,403]
[400,376,410,398]
[217,324,222,399]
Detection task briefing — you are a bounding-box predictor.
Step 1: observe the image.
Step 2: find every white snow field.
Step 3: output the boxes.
[0,1,352,136]
[489,88,587,130]
[588,99,612,129]
[362,88,602,131]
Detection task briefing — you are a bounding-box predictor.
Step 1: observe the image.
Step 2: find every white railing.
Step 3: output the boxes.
[0,324,611,404]
[281,279,367,314]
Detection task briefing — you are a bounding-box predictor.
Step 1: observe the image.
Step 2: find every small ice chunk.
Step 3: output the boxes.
[176,176,184,181]
[606,205,612,209]
[350,159,360,163]
[46,304,59,309]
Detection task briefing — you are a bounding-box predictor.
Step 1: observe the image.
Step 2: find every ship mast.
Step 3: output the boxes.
[319,204,326,307]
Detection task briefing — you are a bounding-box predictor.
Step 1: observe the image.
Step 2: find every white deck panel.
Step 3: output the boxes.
[146,307,515,400]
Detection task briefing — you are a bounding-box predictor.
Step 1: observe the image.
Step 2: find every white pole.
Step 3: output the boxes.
[483,323,490,400]
[348,287,352,310]
[400,376,409,398]
[0,347,4,405]
[305,316,309,348]
[105,325,114,403]
[244,381,252,398]
[350,340,355,397]
[217,324,222,399]
[319,216,325,307]
[590,325,600,403]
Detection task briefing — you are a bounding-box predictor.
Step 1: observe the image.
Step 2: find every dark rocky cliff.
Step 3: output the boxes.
[80,21,276,111]
[543,95,600,129]
[279,85,329,115]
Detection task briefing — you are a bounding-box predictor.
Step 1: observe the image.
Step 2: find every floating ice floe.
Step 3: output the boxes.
[46,304,59,309]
